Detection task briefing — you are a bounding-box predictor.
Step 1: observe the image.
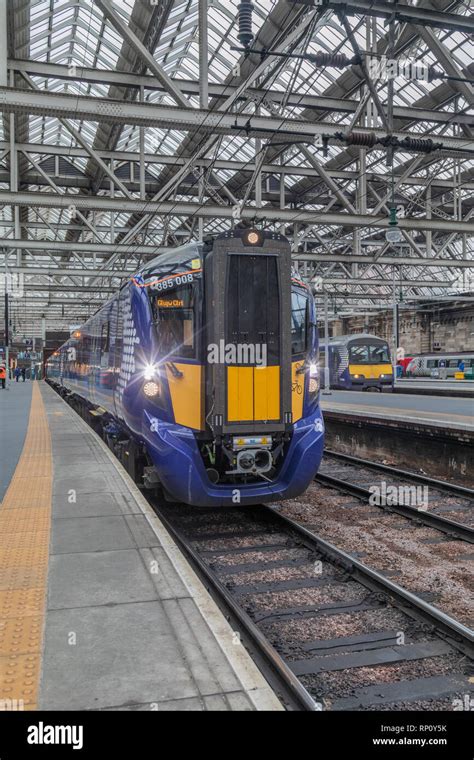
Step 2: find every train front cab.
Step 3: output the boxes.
[346,336,393,391]
[321,335,393,391]
[140,230,324,507]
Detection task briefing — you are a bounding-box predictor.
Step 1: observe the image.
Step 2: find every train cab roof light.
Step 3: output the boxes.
[243,229,264,247]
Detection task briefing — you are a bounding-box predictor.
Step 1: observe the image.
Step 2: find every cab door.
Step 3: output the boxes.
[226,253,280,423]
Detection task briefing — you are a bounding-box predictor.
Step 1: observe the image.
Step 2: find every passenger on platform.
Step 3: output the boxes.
[458,359,465,373]
[21,367,26,382]
[0,364,6,389]
[14,367,21,382]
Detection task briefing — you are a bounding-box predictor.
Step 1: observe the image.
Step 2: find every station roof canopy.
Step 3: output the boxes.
[0,0,473,333]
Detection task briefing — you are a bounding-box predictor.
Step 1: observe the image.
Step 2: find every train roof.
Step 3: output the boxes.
[408,350,474,358]
[320,333,389,346]
[139,242,203,280]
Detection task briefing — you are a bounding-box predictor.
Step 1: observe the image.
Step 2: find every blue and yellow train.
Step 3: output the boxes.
[319,333,394,391]
[46,229,325,506]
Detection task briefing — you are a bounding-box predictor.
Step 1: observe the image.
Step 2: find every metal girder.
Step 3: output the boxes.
[9,59,472,126]
[9,266,130,278]
[14,278,459,292]
[0,220,185,236]
[298,144,356,213]
[3,248,472,270]
[93,0,189,109]
[109,0,465,246]
[313,0,474,34]
[419,26,474,125]
[1,87,472,150]
[264,0,472,208]
[321,278,457,287]
[3,142,473,189]
[0,238,155,256]
[294,253,473,267]
[21,284,116,292]
[1,170,471,217]
[2,191,474,233]
[64,0,175,250]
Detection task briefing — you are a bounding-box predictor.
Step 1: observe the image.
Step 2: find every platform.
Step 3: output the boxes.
[321,389,474,432]
[0,381,281,712]
[0,381,32,501]
[320,389,473,485]
[394,378,474,398]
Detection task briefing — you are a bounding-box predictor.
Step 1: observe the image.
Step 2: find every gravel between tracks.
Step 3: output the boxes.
[273,483,474,626]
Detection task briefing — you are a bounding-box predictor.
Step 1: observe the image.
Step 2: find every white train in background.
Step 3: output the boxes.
[406,351,474,378]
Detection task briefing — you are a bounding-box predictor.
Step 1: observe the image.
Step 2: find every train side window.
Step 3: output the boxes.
[427,359,438,368]
[151,285,195,359]
[101,321,110,368]
[291,291,308,355]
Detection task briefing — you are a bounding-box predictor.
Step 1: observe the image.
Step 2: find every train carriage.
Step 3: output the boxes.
[47,229,325,507]
[406,352,474,378]
[319,333,394,391]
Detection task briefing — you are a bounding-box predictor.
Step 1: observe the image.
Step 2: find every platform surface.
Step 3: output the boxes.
[395,379,474,396]
[0,382,281,712]
[321,389,474,432]
[0,381,33,500]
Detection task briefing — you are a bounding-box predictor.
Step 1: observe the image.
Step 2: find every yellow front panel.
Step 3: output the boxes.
[254,365,280,421]
[227,366,254,421]
[291,360,305,422]
[166,363,204,430]
[349,363,392,379]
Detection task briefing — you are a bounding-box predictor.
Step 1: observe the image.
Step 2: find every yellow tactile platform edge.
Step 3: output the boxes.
[0,382,52,711]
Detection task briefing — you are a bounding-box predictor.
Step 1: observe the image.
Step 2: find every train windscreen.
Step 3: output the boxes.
[150,285,196,358]
[350,343,390,363]
[226,254,280,365]
[291,291,309,355]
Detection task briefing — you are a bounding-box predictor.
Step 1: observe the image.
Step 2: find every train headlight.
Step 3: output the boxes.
[309,363,320,394]
[144,364,157,380]
[143,381,160,398]
[243,229,263,246]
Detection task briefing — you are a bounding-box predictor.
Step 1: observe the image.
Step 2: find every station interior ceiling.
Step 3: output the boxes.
[0,0,473,337]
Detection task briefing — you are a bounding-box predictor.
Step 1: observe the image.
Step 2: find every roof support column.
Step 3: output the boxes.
[425,185,432,257]
[139,86,146,201]
[280,153,286,236]
[9,70,20,267]
[0,0,7,87]
[199,0,208,109]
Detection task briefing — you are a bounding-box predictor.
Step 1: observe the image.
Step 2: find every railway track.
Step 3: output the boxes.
[317,451,474,540]
[54,385,473,711]
[152,499,474,712]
